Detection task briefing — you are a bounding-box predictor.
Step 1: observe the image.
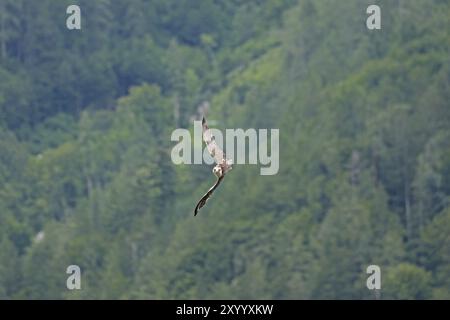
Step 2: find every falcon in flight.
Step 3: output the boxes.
[194,117,233,216]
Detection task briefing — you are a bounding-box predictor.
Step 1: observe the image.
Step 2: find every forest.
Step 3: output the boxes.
[0,0,449,299]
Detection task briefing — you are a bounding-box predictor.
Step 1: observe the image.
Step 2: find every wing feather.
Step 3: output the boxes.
[194,176,224,216]
[202,117,226,165]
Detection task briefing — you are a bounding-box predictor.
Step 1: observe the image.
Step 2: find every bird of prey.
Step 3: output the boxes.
[194,117,232,216]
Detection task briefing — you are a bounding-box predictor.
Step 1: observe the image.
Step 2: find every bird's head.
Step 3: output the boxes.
[212,165,223,177]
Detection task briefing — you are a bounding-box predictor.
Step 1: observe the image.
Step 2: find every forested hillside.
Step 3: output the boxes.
[0,0,449,299]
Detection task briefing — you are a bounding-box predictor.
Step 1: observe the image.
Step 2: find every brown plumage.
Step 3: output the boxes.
[194,175,224,216]
[193,117,232,216]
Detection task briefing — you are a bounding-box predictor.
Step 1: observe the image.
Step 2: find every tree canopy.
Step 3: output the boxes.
[0,0,449,299]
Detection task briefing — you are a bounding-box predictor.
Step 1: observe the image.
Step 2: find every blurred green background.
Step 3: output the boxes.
[0,0,449,299]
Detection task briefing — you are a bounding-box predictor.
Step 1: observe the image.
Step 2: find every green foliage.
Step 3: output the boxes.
[384,263,432,299]
[0,0,449,300]
[419,208,450,299]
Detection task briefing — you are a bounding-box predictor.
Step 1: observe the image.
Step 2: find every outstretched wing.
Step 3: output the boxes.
[202,117,226,165]
[194,176,224,216]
